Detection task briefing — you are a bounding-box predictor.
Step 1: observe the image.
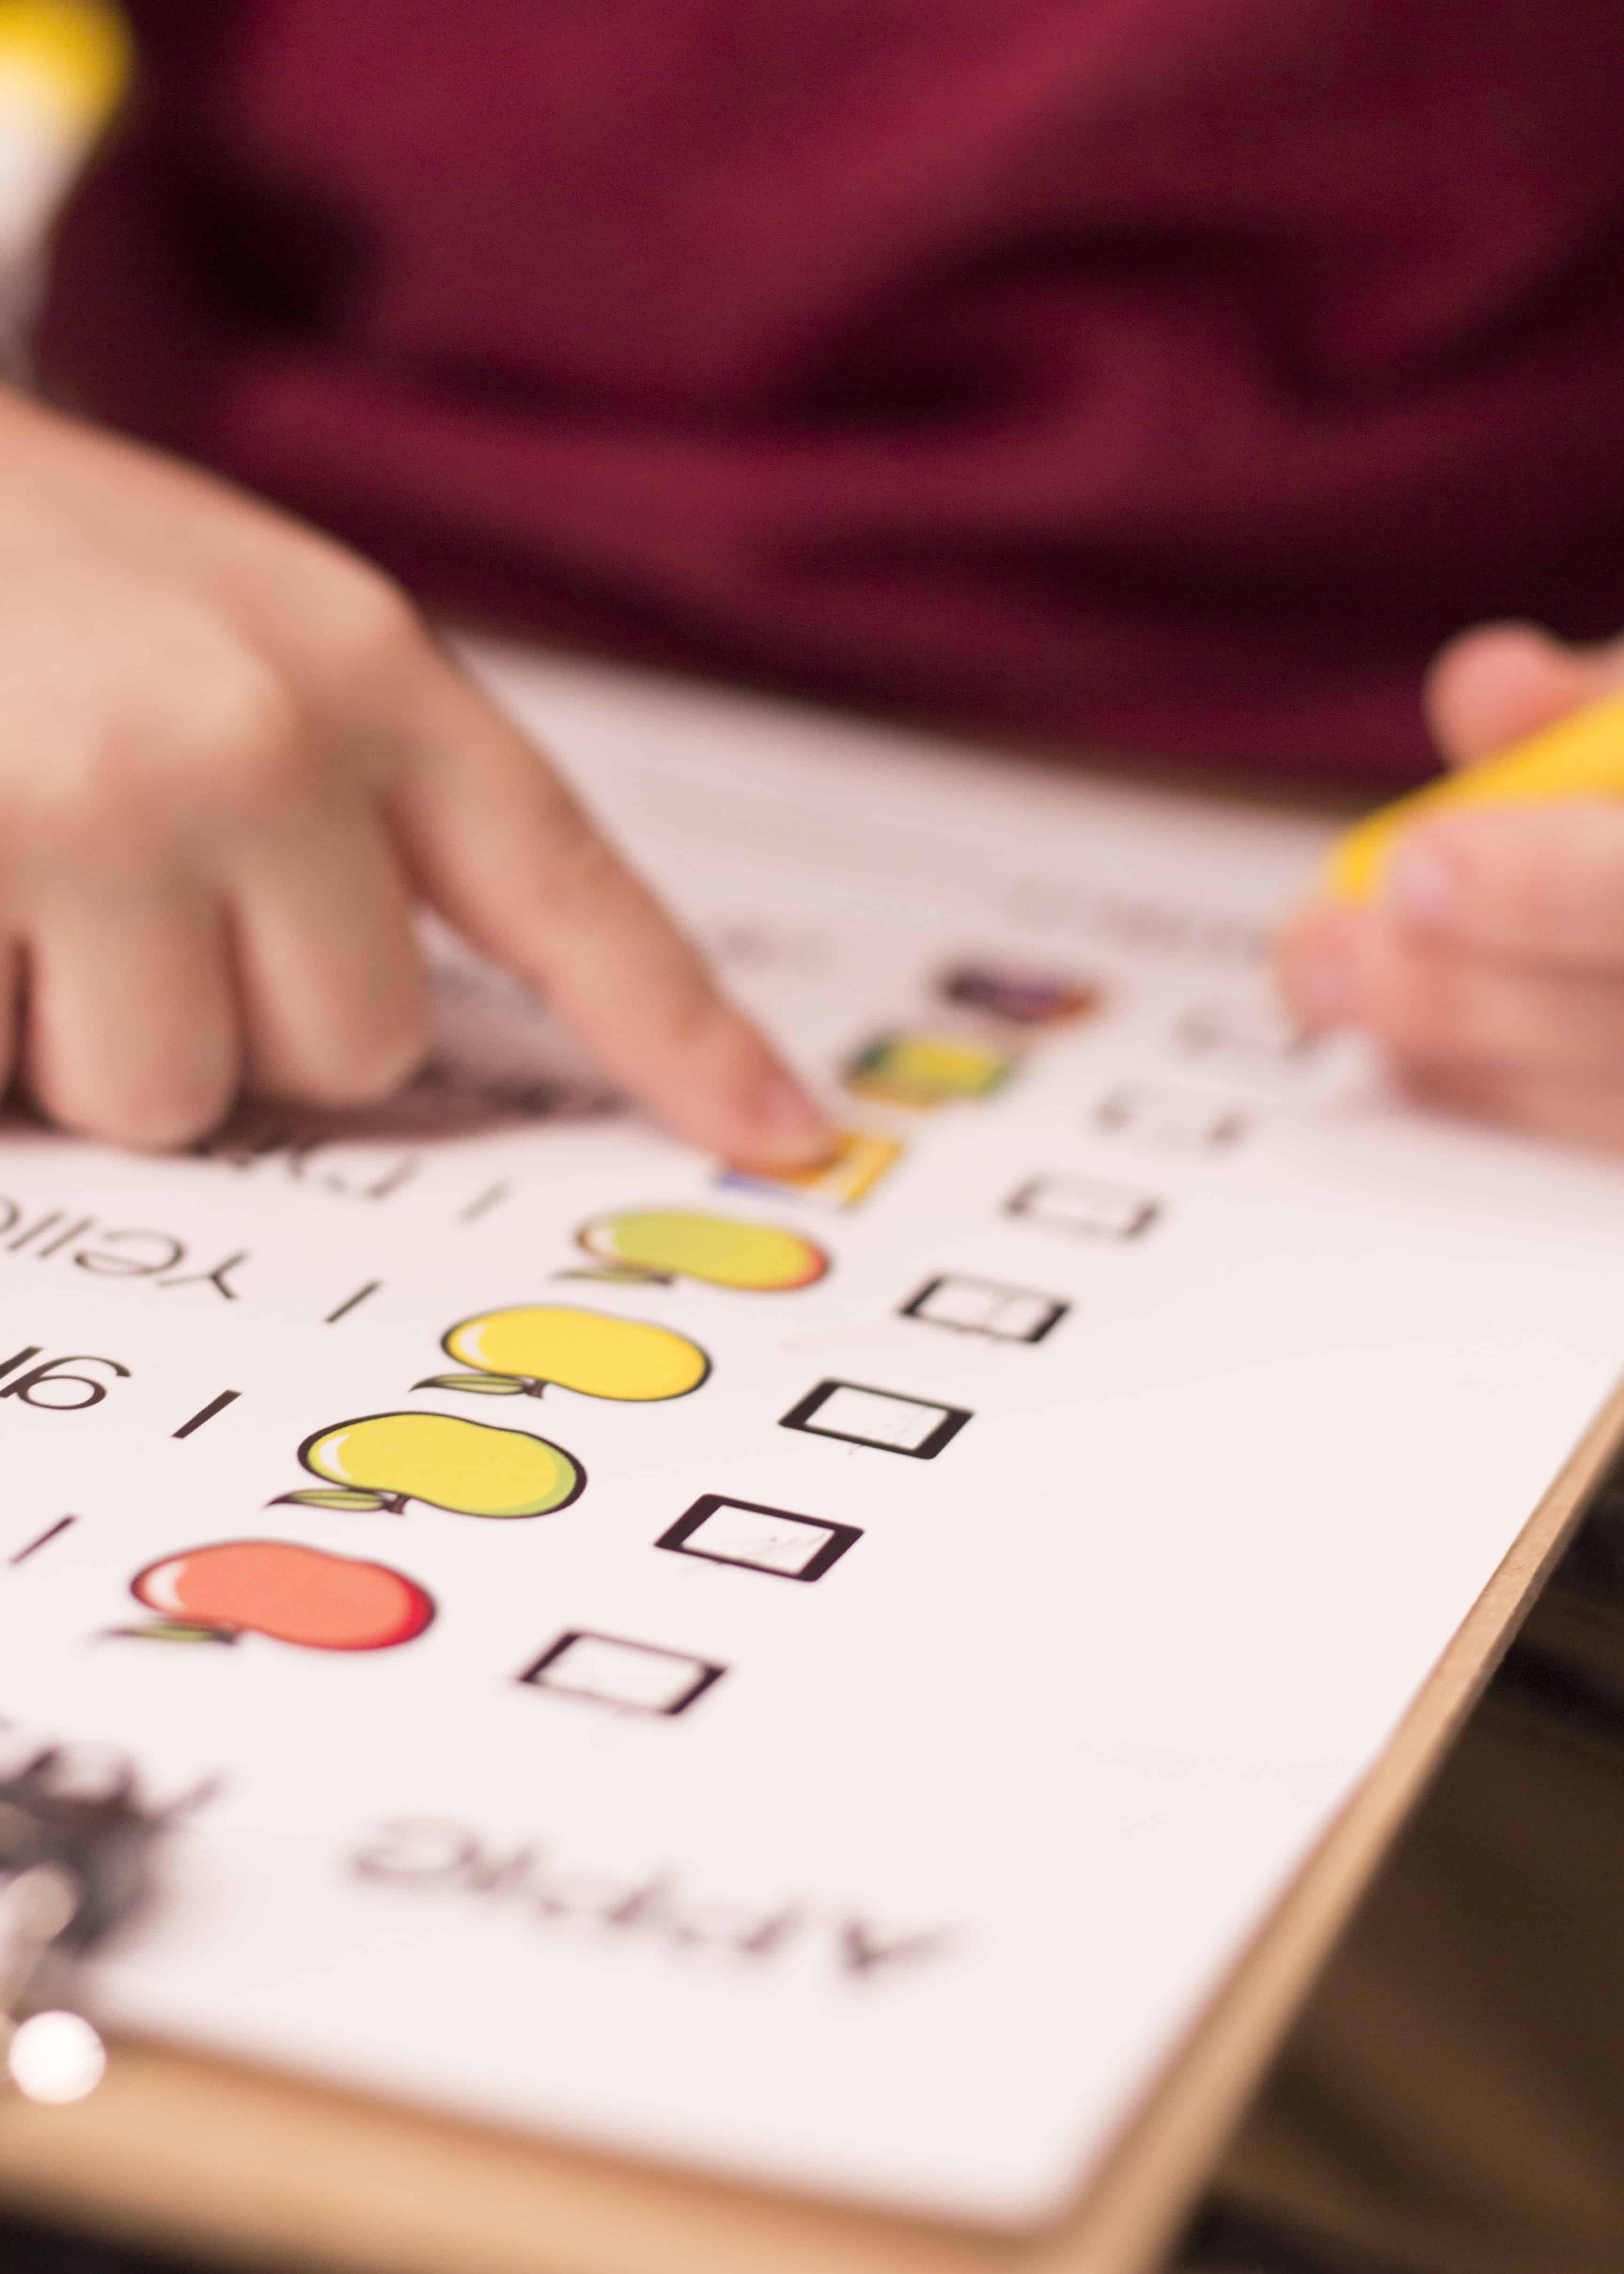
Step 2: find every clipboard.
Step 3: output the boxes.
[0,1377,1612,2274]
[0,644,1619,2273]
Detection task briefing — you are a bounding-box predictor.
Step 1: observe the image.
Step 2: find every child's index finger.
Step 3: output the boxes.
[383,656,836,1171]
[1326,683,1624,905]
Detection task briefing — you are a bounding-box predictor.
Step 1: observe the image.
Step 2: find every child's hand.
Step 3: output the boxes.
[0,391,833,1162]
[1277,621,1624,1150]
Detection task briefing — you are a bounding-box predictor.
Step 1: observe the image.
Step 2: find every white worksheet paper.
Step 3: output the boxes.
[0,644,1620,2226]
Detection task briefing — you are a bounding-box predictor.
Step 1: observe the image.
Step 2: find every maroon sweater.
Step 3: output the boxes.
[38,1,1624,777]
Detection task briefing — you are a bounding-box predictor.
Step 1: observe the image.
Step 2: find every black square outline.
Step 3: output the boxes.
[899,1274,1069,1345]
[1173,1001,1313,1063]
[778,1378,972,1459]
[657,1493,861,1582]
[518,1629,726,1716]
[1005,1173,1160,1242]
[1093,1084,1247,1152]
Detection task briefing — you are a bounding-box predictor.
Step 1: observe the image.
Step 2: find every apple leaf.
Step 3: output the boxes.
[270,1488,391,1511]
[413,1372,526,1395]
[107,1621,237,1644]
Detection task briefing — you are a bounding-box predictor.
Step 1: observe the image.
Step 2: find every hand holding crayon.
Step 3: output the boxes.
[1277,622,1624,1152]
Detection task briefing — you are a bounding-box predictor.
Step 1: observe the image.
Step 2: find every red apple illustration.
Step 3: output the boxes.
[120,1540,434,1652]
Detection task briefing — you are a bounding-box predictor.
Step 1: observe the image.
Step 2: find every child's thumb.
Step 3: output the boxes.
[1423,619,1624,769]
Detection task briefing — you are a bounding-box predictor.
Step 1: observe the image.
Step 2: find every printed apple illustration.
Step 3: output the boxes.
[420,1304,710,1401]
[275,1409,586,1519]
[122,1541,434,1651]
[572,1208,828,1291]
[844,1031,1014,1109]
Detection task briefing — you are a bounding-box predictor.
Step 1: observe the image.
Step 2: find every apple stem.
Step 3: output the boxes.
[106,1620,239,1645]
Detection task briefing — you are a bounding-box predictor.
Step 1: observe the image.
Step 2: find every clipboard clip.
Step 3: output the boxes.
[0,1748,187,2105]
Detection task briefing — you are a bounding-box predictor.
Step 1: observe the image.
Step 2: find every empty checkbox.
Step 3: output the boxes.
[519,1631,726,1715]
[1006,1172,1160,1241]
[900,1273,1068,1344]
[1093,1084,1246,1152]
[658,1494,861,1581]
[780,1380,971,1459]
[1175,1000,1309,1061]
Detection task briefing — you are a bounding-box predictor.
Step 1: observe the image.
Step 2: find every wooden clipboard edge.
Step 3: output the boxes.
[1041,1365,1624,2274]
[0,1377,1617,2274]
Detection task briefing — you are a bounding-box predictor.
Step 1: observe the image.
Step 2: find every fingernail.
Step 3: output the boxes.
[743,1075,840,1169]
[1386,834,1463,927]
[1280,913,1363,1029]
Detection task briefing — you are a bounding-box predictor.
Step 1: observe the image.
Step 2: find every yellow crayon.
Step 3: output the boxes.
[1325,684,1624,905]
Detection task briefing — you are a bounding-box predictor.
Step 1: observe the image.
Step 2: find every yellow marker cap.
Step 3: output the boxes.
[0,0,130,129]
[1326,683,1624,904]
